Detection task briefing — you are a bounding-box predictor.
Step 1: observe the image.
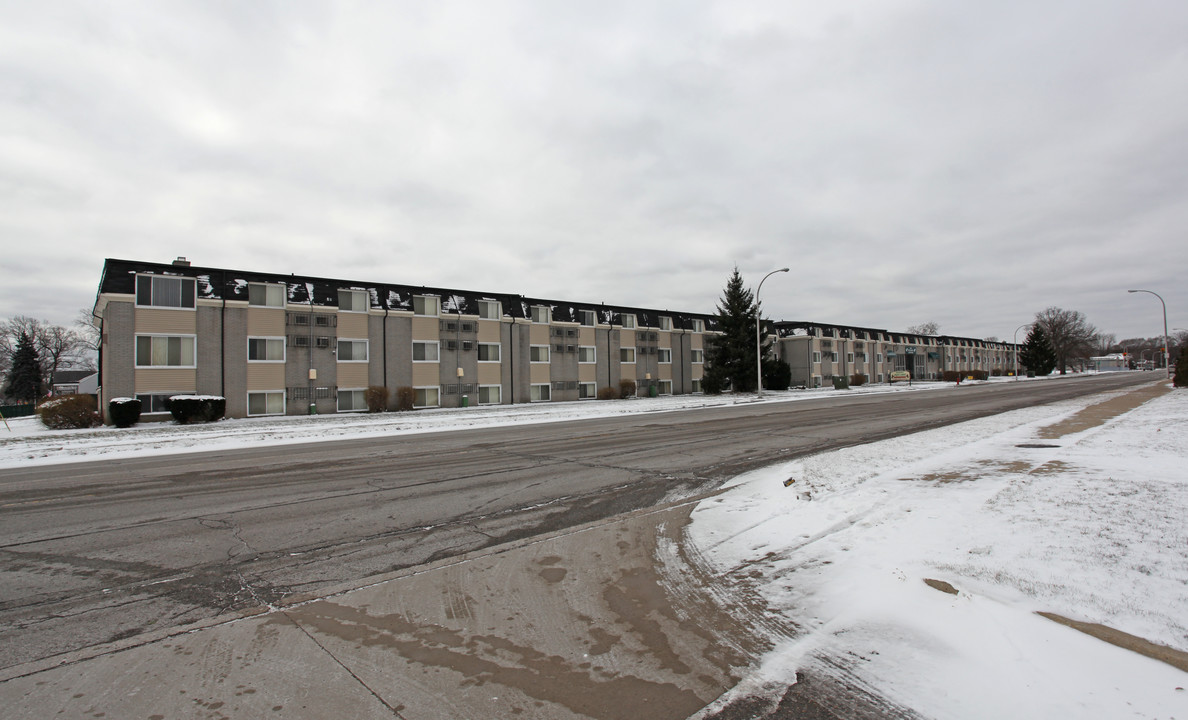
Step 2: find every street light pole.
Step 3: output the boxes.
[1013,323,1030,381]
[1127,289,1170,379]
[756,268,790,397]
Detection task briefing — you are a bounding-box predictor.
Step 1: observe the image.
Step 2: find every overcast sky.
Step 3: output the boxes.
[3,1,1186,342]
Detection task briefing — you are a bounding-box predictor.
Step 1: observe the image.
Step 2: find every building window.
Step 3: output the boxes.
[412,341,439,362]
[530,384,551,402]
[478,343,501,362]
[691,319,705,333]
[657,316,672,331]
[413,295,439,316]
[530,345,550,363]
[691,378,702,394]
[337,339,369,362]
[135,335,196,367]
[531,305,551,324]
[135,392,191,414]
[657,348,672,364]
[338,289,368,312]
[478,385,501,404]
[248,337,285,362]
[478,300,501,320]
[831,352,839,363]
[136,275,195,309]
[578,346,596,364]
[578,382,596,399]
[579,310,596,327]
[812,351,822,364]
[691,349,704,364]
[414,387,439,408]
[337,389,366,412]
[620,314,636,329]
[877,353,883,363]
[659,380,672,395]
[847,352,855,363]
[249,283,285,308]
[620,347,636,364]
[247,391,285,416]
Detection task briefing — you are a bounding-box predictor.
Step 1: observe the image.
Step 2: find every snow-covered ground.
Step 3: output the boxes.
[687,382,1187,719]
[0,378,977,467]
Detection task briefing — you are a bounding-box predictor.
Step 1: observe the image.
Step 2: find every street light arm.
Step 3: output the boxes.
[1127,289,1170,379]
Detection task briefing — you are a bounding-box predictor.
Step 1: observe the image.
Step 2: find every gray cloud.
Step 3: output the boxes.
[1,0,1185,340]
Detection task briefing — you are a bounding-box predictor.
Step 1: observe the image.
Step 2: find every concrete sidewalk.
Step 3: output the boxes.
[0,497,786,719]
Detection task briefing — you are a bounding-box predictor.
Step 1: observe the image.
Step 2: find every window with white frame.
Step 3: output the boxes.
[249,283,285,307]
[578,346,596,363]
[812,351,822,363]
[412,341,439,362]
[530,384,551,402]
[847,352,855,363]
[135,335,195,367]
[658,316,672,331]
[337,339,368,361]
[691,378,702,393]
[831,352,839,363]
[247,391,285,416]
[413,295,439,316]
[691,349,704,364]
[578,382,596,399]
[620,313,636,329]
[657,348,672,364]
[659,380,672,395]
[478,385,501,404]
[248,337,285,362]
[337,389,367,412]
[414,387,439,407]
[531,305,550,323]
[478,300,501,319]
[136,392,192,414]
[136,275,195,309]
[478,343,501,362]
[691,319,705,333]
[578,310,596,327]
[877,353,883,363]
[530,345,550,363]
[620,347,636,363]
[338,289,367,312]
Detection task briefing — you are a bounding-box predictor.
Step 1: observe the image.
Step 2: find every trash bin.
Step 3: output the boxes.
[832,376,850,390]
[309,402,318,415]
[1026,371,1035,378]
[462,395,469,407]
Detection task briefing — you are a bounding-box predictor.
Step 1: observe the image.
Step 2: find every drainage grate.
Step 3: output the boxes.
[1016,443,1061,448]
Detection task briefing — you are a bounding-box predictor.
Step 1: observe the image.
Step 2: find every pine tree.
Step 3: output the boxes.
[703,268,770,393]
[4,331,43,402]
[1174,346,1187,388]
[1018,325,1057,376]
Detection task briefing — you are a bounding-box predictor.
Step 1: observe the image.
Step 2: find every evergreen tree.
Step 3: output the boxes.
[1174,346,1187,388]
[4,331,42,402]
[1018,325,1057,376]
[704,268,770,393]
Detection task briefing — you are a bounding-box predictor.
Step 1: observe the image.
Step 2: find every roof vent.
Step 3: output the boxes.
[172,257,191,267]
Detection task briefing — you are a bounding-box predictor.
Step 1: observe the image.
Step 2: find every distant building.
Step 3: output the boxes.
[1090,353,1129,372]
[50,370,98,396]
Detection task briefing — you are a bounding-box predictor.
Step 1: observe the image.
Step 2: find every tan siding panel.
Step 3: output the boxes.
[579,365,597,383]
[477,364,502,385]
[338,313,368,338]
[658,365,672,380]
[135,309,196,334]
[477,320,501,343]
[691,335,704,350]
[530,365,550,384]
[579,328,595,344]
[412,364,439,386]
[246,308,286,336]
[337,363,368,388]
[529,325,550,345]
[135,369,196,392]
[246,364,286,391]
[412,317,439,340]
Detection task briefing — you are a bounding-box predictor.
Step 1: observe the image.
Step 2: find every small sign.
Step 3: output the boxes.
[890,370,911,383]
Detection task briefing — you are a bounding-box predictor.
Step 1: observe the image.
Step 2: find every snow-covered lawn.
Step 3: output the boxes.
[687,383,1187,718]
[0,378,979,467]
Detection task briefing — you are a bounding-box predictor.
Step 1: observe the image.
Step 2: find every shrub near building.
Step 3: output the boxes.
[108,397,142,428]
[38,395,100,429]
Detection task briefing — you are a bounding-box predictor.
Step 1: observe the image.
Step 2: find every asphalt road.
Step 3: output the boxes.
[0,373,1155,671]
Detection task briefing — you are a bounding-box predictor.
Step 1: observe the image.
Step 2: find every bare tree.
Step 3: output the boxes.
[75,308,102,353]
[1035,307,1098,374]
[1092,332,1118,356]
[1,315,92,390]
[907,321,940,335]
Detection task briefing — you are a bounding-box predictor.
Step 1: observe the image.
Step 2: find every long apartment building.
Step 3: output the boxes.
[93,258,717,419]
[775,321,1016,386]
